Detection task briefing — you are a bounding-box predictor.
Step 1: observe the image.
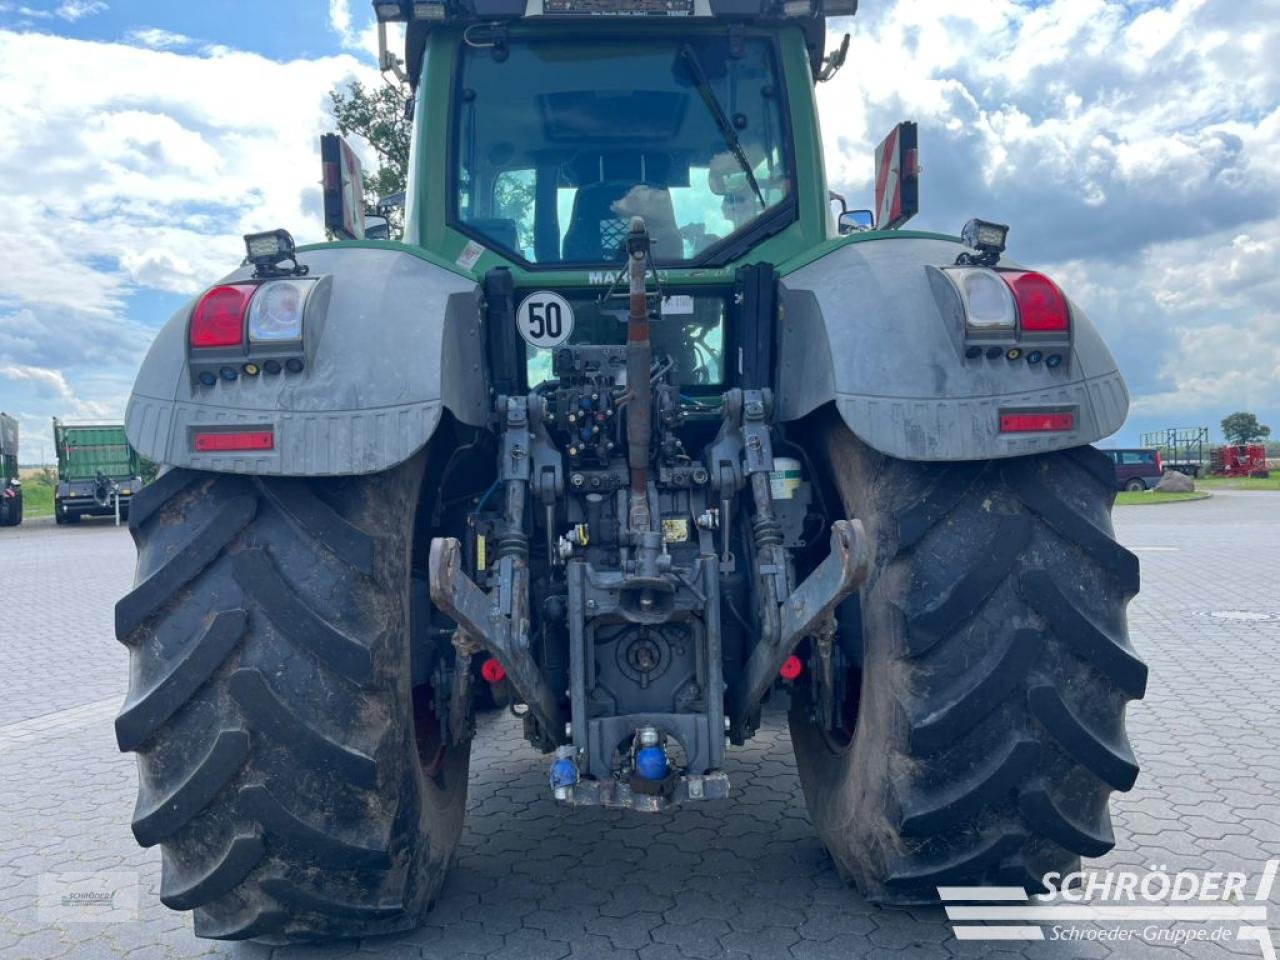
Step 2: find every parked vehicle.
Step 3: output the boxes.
[53,419,142,524]
[1102,447,1165,491]
[114,0,1146,941]
[1140,427,1205,477]
[0,413,21,527]
[1211,443,1270,478]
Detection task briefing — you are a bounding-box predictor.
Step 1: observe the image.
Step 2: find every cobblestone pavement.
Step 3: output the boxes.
[1,493,1278,960]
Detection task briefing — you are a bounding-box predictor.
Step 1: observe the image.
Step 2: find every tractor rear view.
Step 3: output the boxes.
[114,0,1145,942]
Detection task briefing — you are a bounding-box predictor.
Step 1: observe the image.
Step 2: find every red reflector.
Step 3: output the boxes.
[999,412,1075,433]
[193,431,274,452]
[480,658,506,684]
[779,655,803,681]
[191,285,254,348]
[1002,271,1069,332]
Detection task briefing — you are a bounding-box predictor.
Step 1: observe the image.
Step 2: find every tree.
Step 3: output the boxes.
[1221,411,1271,444]
[328,79,412,225]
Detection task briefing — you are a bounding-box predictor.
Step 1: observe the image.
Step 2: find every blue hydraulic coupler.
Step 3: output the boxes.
[549,745,578,799]
[635,745,669,781]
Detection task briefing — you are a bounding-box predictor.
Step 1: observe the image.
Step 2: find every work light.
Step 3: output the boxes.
[243,229,306,279]
[960,218,1009,265]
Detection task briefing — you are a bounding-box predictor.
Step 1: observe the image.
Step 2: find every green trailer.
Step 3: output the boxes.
[0,412,20,527]
[52,419,141,524]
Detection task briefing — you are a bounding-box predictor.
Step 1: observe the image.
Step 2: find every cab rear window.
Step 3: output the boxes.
[525,293,725,388]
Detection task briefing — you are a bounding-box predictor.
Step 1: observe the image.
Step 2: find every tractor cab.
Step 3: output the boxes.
[358,0,859,280]
[450,31,793,267]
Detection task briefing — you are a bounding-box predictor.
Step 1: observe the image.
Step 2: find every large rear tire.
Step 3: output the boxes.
[114,456,469,942]
[0,491,17,526]
[790,427,1145,903]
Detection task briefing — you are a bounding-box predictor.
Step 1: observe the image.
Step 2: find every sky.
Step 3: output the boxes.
[0,0,1277,461]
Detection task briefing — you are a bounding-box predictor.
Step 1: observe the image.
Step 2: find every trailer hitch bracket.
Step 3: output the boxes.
[429,536,565,749]
[730,518,869,735]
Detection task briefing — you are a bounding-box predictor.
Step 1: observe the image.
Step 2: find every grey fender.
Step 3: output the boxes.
[125,245,488,476]
[776,236,1129,461]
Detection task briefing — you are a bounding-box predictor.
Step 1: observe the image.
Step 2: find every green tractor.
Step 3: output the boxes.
[116,0,1145,942]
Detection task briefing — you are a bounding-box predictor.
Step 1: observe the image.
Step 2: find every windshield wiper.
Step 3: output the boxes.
[678,44,766,211]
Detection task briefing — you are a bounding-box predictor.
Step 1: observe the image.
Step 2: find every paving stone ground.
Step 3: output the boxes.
[1,492,1278,960]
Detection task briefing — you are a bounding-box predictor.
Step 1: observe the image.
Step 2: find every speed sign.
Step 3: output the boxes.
[516,291,574,348]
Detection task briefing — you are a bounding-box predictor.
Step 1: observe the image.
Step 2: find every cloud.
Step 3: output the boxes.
[0,4,52,19]
[0,27,379,432]
[329,0,354,46]
[123,26,193,50]
[54,0,105,21]
[818,0,1280,255]
[2,361,76,400]
[0,360,113,426]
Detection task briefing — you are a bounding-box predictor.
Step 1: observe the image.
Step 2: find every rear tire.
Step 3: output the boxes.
[1123,478,1146,492]
[115,456,469,942]
[790,428,1145,903]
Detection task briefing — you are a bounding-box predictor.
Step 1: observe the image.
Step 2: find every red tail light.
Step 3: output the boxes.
[1001,271,1069,332]
[999,412,1075,433]
[1155,450,1164,472]
[193,430,274,452]
[190,285,255,348]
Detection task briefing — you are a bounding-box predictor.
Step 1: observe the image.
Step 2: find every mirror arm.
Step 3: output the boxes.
[378,21,409,85]
[817,34,850,83]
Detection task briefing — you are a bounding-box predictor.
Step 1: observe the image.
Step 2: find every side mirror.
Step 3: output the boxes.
[838,209,874,235]
[364,215,390,241]
[321,133,367,240]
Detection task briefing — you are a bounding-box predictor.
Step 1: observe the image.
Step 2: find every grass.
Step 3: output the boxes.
[16,467,55,518]
[1115,490,1211,506]
[1195,475,1280,491]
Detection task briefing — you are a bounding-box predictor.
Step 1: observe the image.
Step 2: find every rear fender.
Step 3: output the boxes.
[777,236,1128,461]
[125,244,488,476]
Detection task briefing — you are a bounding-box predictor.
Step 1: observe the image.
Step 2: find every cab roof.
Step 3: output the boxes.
[375,0,854,83]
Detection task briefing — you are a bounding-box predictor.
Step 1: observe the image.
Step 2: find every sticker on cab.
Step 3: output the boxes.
[516,291,575,348]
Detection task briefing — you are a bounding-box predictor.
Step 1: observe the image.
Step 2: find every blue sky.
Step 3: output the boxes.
[0,0,1277,458]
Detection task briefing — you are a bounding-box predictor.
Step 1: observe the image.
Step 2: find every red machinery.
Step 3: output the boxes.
[1211,444,1270,478]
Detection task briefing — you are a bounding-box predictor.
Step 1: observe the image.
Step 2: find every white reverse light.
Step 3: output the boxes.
[247,279,311,342]
[948,267,1017,332]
